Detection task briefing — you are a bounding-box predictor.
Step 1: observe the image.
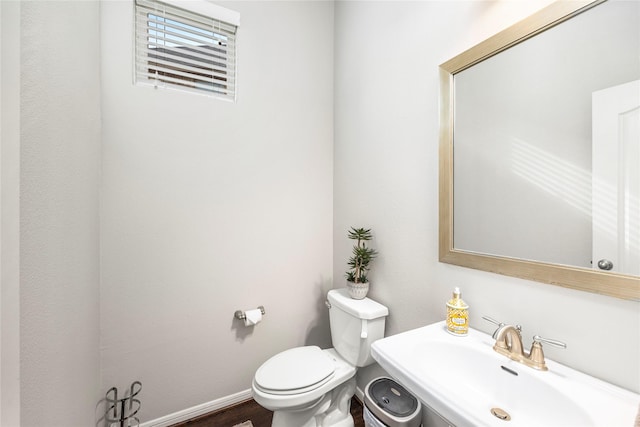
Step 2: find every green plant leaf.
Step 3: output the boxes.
[345,226,377,284]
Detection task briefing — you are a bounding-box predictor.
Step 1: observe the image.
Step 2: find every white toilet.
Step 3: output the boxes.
[252,288,389,427]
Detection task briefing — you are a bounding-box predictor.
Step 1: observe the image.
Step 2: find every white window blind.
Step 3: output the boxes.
[134,0,238,101]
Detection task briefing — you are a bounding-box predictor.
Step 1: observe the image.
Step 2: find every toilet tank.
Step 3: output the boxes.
[327,289,389,367]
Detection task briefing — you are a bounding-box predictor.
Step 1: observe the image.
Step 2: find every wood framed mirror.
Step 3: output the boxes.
[439,0,640,300]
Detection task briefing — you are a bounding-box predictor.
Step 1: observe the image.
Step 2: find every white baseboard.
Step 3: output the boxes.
[139,389,253,427]
[138,386,369,427]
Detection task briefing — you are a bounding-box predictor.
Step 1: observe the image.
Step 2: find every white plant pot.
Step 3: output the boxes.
[347,281,369,299]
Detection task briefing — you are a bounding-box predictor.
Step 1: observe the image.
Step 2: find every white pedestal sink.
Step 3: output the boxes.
[371,321,639,427]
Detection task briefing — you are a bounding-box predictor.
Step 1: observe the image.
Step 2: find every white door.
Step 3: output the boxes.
[592,80,640,275]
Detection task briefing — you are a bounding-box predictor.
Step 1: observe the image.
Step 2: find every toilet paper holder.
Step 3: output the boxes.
[234,305,266,320]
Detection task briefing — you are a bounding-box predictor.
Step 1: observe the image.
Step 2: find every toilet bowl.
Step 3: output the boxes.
[251,289,389,427]
[252,347,355,411]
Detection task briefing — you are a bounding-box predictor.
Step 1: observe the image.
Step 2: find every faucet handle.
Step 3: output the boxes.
[482,316,521,329]
[482,316,503,327]
[527,335,566,371]
[483,316,521,338]
[482,316,504,338]
[532,335,567,349]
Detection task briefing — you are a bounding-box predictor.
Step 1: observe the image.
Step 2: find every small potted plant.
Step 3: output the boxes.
[345,227,378,299]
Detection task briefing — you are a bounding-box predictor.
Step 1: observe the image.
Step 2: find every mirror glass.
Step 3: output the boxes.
[440,0,640,299]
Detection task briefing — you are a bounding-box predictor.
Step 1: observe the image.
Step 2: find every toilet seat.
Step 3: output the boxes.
[254,346,335,395]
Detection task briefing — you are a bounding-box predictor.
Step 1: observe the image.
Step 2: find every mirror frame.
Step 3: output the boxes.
[439,0,640,301]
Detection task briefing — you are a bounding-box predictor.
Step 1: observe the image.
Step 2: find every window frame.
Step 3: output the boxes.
[134,0,240,101]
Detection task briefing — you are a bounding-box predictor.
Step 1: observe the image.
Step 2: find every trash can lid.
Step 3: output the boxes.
[367,378,419,418]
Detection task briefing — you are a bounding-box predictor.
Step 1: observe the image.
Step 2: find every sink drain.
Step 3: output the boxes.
[491,407,511,421]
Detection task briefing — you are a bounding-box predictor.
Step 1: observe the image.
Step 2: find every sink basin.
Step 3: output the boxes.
[371,321,640,427]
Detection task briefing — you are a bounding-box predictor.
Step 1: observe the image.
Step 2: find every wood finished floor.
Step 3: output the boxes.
[170,397,365,427]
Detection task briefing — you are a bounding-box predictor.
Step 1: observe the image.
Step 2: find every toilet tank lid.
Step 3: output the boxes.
[328,289,389,319]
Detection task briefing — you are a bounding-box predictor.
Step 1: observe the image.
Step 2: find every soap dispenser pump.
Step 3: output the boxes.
[446,287,469,336]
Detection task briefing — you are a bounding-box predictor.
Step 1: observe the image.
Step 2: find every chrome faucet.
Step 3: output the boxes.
[483,316,566,371]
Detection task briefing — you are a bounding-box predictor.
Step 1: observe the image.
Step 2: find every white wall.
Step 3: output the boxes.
[333,0,639,397]
[1,1,22,425]
[19,1,102,426]
[100,1,334,422]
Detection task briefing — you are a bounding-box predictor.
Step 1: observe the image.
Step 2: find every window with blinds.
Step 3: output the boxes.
[134,0,238,101]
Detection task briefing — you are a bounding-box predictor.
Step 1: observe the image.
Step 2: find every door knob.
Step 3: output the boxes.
[597,259,613,270]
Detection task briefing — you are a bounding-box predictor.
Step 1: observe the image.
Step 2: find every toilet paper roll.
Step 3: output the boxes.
[244,309,262,327]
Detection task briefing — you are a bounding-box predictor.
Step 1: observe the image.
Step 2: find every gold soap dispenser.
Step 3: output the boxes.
[446,287,469,336]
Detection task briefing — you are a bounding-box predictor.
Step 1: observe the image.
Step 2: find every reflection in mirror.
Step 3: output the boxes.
[592,80,639,276]
[439,0,640,300]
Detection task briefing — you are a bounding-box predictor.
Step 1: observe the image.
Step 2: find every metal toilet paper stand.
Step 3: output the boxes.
[105,381,142,427]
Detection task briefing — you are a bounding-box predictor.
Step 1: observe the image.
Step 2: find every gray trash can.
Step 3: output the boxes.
[363,377,422,427]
